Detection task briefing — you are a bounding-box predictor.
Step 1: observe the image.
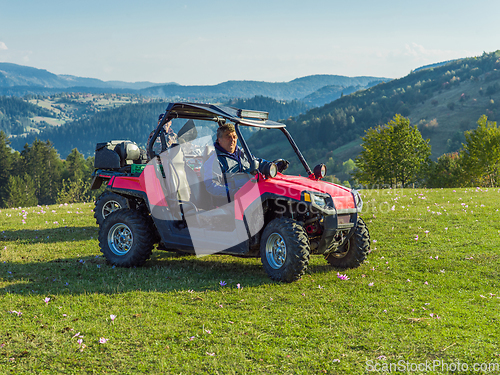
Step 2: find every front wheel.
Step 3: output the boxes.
[325,217,370,268]
[260,218,310,282]
[99,209,154,267]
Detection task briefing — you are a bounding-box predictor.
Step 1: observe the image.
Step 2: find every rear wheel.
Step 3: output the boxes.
[260,218,310,282]
[99,209,153,267]
[325,217,370,268]
[94,191,130,225]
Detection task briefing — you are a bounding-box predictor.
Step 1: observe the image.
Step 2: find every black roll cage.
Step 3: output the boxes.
[148,102,313,177]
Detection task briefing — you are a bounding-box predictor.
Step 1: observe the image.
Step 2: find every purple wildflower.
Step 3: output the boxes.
[337,272,349,281]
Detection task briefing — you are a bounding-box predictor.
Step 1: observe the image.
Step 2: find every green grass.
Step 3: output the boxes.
[1,189,500,373]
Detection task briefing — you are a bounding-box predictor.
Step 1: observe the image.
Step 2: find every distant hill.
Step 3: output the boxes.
[0,62,170,92]
[248,50,500,177]
[302,85,363,107]
[225,96,310,121]
[6,51,500,185]
[9,102,169,158]
[139,75,390,101]
[8,96,312,157]
[0,62,390,104]
[0,96,56,136]
[414,59,457,72]
[0,91,160,138]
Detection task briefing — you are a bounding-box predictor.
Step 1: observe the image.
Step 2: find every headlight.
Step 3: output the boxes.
[313,163,327,179]
[260,161,278,179]
[303,192,328,207]
[311,193,327,207]
[352,189,363,211]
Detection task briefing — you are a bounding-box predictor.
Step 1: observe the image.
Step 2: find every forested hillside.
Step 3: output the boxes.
[249,50,500,166]
[225,96,309,121]
[10,102,169,157]
[301,85,363,107]
[8,96,314,157]
[0,96,55,135]
[3,50,500,186]
[2,93,155,142]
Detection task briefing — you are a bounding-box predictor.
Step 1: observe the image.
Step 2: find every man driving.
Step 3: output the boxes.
[203,123,288,203]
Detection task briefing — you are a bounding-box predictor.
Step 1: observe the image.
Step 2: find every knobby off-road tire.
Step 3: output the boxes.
[325,217,370,268]
[260,218,310,282]
[99,209,154,267]
[94,191,130,226]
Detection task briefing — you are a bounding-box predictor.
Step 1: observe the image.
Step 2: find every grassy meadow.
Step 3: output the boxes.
[1,188,500,373]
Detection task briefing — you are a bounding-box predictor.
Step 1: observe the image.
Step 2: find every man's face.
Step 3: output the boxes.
[218,130,238,154]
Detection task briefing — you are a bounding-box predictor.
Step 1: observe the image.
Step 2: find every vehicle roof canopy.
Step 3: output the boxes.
[164,102,286,129]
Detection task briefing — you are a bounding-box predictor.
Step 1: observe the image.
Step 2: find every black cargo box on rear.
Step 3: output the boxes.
[94,141,146,170]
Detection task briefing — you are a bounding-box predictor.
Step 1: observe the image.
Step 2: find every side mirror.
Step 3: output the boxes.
[313,164,327,179]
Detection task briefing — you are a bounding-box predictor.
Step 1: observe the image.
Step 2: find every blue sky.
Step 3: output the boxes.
[0,0,498,85]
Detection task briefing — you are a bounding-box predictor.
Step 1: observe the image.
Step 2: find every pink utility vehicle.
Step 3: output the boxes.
[91,103,370,282]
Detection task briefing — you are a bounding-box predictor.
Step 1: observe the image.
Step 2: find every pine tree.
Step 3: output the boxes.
[7,174,38,208]
[0,131,13,207]
[63,148,88,180]
[20,139,63,204]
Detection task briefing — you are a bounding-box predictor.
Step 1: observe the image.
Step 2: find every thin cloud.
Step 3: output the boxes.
[0,41,8,50]
[405,43,427,57]
[404,43,457,58]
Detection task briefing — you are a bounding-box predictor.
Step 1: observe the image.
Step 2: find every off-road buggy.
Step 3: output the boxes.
[91,102,370,282]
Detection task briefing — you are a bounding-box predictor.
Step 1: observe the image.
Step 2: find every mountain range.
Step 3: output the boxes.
[0,62,389,105]
[0,62,168,90]
[137,75,389,102]
[3,50,500,184]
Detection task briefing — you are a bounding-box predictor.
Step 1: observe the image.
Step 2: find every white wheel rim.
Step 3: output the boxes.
[108,223,133,256]
[101,200,122,220]
[265,233,286,269]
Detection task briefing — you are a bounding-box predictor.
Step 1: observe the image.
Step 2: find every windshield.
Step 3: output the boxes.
[150,107,312,176]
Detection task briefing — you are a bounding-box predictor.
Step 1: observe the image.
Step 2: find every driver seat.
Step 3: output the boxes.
[161,144,231,227]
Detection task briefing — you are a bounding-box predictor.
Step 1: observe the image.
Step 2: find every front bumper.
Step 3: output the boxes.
[315,209,358,254]
[302,190,361,254]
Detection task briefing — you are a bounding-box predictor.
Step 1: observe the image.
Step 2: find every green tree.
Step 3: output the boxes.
[59,150,100,203]
[57,176,91,204]
[460,115,500,186]
[0,131,14,207]
[341,159,356,175]
[20,139,63,204]
[62,148,91,182]
[7,174,38,208]
[354,114,431,188]
[425,152,467,188]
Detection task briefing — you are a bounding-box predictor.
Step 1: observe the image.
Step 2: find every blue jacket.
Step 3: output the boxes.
[203,142,261,199]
